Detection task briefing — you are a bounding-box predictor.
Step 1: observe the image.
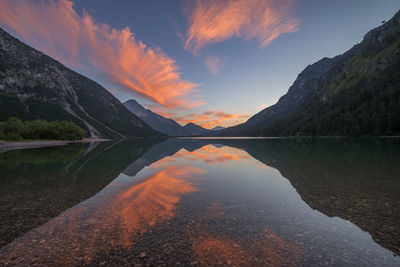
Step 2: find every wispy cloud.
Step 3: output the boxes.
[204,56,222,75]
[184,0,299,54]
[255,104,268,110]
[155,109,250,129]
[0,0,202,109]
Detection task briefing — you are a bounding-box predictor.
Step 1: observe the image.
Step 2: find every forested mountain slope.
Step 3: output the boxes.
[219,10,400,137]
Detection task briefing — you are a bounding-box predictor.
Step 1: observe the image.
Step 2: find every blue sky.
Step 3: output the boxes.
[1,0,399,128]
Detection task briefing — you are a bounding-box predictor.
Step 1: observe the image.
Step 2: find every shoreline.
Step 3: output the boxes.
[176,135,400,139]
[1,136,399,152]
[0,138,110,152]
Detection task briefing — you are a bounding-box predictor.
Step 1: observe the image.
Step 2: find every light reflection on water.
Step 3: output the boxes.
[0,138,399,266]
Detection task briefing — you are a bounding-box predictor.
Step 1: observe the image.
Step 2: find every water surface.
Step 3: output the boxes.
[1,138,399,266]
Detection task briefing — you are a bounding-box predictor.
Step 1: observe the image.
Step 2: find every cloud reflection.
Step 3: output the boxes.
[190,228,302,266]
[176,144,251,165]
[0,160,204,265]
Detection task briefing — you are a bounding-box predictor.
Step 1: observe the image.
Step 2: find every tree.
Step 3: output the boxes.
[0,117,86,141]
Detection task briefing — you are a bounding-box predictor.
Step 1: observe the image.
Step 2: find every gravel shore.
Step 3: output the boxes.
[0,138,110,152]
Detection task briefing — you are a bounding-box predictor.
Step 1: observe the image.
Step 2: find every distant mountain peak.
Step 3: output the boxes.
[124,99,193,136]
[211,126,225,131]
[123,99,149,117]
[123,101,213,136]
[0,28,162,138]
[183,122,209,135]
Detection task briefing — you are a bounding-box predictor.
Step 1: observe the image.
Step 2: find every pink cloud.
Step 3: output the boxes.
[204,56,223,75]
[184,0,299,54]
[155,109,250,129]
[0,0,202,109]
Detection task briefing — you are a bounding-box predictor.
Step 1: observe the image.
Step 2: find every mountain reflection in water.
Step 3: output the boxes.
[0,140,159,247]
[0,138,399,266]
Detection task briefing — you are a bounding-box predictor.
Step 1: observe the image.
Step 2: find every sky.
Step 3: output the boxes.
[0,0,399,129]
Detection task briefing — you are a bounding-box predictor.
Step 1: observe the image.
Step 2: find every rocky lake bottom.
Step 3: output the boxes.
[0,138,399,266]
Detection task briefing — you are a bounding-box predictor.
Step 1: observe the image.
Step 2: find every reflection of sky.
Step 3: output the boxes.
[1,142,399,266]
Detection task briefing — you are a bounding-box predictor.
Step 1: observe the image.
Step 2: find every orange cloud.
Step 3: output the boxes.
[184,0,299,54]
[204,56,222,75]
[0,0,201,109]
[155,109,250,129]
[256,104,268,110]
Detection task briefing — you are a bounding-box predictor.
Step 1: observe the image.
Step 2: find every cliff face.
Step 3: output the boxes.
[0,28,162,138]
[219,10,400,137]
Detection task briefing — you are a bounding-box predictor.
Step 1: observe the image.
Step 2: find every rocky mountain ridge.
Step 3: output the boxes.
[124,99,190,136]
[183,122,210,136]
[124,99,212,136]
[0,28,162,139]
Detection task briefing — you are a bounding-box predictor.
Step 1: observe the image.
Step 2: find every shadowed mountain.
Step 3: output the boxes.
[124,99,190,136]
[216,10,400,137]
[0,28,162,139]
[211,126,225,131]
[0,139,161,247]
[184,122,210,136]
[123,100,213,137]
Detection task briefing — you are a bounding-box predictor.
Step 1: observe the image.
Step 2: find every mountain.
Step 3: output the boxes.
[124,99,190,136]
[218,10,400,137]
[123,99,212,136]
[211,126,225,131]
[183,122,210,136]
[0,28,162,139]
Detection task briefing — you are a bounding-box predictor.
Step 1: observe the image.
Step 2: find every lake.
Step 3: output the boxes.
[0,138,399,266]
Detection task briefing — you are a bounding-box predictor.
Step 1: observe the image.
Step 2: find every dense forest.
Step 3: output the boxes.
[260,27,400,136]
[0,117,86,141]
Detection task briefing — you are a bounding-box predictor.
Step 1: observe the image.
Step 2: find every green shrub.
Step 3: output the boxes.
[0,117,86,141]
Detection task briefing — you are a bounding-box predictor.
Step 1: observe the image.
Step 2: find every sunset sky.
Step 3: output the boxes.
[0,0,399,128]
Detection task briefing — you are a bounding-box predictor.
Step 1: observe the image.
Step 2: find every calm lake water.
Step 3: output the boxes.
[0,138,399,266]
